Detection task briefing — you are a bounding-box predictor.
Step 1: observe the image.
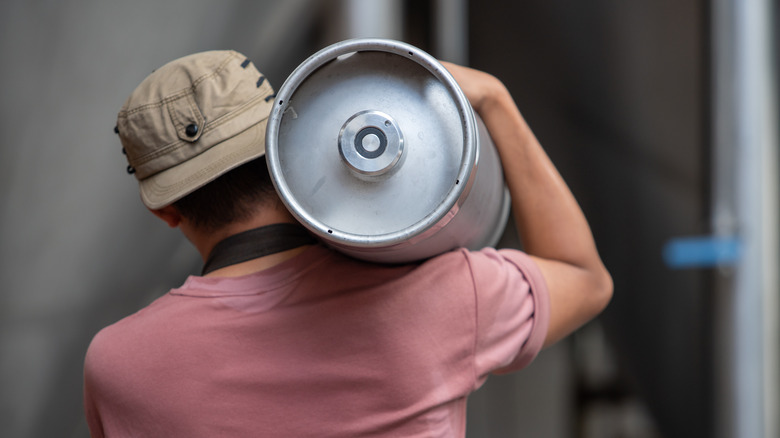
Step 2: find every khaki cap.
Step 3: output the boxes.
[116,50,275,209]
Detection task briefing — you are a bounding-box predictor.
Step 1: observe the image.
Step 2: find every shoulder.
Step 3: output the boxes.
[403,247,548,310]
[84,313,140,374]
[84,318,129,395]
[427,247,545,288]
[84,294,173,373]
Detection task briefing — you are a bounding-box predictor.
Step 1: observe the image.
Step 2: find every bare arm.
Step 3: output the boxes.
[442,62,613,348]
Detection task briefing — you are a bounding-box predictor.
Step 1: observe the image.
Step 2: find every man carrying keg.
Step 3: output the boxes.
[84,48,612,437]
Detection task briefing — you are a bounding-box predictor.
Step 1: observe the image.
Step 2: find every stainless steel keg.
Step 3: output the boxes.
[266,38,510,263]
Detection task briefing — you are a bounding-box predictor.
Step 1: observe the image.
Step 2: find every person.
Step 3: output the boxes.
[83,49,612,437]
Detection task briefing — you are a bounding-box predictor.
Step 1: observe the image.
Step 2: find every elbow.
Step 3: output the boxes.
[592,265,614,315]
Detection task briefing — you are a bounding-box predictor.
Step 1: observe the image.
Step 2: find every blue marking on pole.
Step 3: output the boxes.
[663,236,741,269]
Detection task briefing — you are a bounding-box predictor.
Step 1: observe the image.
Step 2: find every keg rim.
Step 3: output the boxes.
[266,38,477,248]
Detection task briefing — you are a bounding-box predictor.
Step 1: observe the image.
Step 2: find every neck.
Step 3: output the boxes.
[182,206,313,277]
[203,246,311,278]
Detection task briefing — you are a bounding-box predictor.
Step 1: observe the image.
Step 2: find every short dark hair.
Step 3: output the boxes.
[172,157,278,231]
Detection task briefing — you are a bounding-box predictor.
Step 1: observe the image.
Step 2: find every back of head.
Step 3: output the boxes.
[172,156,278,232]
[115,50,277,211]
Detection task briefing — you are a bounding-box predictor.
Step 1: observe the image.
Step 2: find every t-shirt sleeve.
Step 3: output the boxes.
[462,247,550,386]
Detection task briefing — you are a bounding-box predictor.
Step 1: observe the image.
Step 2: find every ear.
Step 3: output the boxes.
[149,205,183,228]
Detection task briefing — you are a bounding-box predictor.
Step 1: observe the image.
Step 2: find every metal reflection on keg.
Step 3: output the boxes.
[338,110,404,176]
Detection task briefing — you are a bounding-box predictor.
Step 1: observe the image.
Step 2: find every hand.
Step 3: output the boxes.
[438,61,504,114]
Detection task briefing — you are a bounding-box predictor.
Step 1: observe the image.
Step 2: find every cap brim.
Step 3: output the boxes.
[138,120,267,209]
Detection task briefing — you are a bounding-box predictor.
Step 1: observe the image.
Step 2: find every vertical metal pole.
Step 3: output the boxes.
[433,0,468,65]
[712,0,779,437]
[325,0,404,42]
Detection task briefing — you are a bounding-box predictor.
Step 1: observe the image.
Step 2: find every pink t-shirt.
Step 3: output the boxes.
[84,245,549,437]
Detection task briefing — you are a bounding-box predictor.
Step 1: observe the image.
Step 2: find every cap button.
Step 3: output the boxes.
[185,123,199,137]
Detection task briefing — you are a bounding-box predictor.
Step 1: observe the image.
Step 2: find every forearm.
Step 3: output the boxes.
[478,83,599,270]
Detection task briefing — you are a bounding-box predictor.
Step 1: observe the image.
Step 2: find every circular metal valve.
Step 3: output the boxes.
[338,110,403,176]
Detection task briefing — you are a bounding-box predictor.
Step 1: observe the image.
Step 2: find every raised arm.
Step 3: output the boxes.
[442,62,613,348]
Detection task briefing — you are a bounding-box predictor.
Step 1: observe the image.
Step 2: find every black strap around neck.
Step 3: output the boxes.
[201,223,317,275]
